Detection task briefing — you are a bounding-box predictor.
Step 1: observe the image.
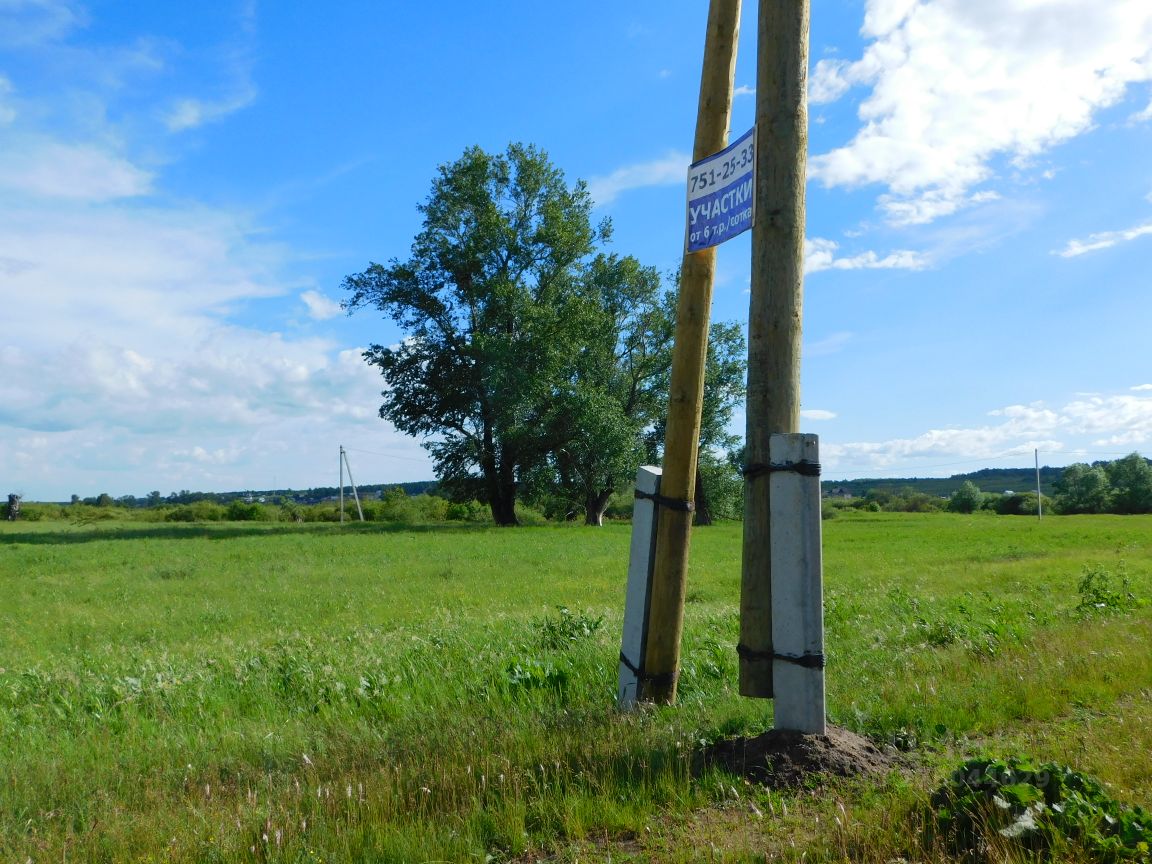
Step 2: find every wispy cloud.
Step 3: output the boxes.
[0,76,15,124]
[734,84,755,97]
[1054,221,1152,257]
[0,138,153,200]
[805,331,853,357]
[809,1,1152,225]
[0,1,432,500]
[586,151,689,206]
[0,0,87,48]
[165,85,257,131]
[823,392,1152,475]
[801,409,837,421]
[805,237,929,273]
[164,0,259,131]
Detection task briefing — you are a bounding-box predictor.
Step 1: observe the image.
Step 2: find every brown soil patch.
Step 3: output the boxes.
[697,725,899,788]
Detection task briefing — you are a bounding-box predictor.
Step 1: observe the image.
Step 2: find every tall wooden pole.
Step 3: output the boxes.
[739,0,810,698]
[640,0,741,704]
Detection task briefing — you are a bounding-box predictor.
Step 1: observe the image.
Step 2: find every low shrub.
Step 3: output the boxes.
[1075,563,1137,618]
[165,501,227,522]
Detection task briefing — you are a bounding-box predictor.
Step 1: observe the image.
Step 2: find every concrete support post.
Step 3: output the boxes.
[618,466,662,709]
[770,433,826,734]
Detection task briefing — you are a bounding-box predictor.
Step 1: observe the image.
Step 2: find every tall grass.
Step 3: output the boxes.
[1,513,1149,861]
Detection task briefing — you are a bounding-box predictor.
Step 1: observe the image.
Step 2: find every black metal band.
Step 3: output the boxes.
[619,652,679,687]
[736,642,773,662]
[742,460,822,480]
[736,643,825,670]
[640,669,679,687]
[634,489,695,512]
[776,652,826,670]
[619,651,641,677]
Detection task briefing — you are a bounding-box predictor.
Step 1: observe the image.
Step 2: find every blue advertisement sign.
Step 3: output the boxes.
[685,126,755,253]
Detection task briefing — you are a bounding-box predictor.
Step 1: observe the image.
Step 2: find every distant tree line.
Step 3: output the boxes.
[1051,453,1152,514]
[937,452,1152,516]
[64,481,439,510]
[823,466,1064,500]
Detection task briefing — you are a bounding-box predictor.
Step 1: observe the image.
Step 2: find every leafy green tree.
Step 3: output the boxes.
[1053,463,1113,514]
[693,321,746,525]
[947,480,984,514]
[1104,452,1152,514]
[536,254,675,525]
[343,144,608,525]
[646,320,747,525]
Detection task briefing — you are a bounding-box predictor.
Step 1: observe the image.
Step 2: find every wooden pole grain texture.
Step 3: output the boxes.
[641,0,741,705]
[740,0,810,699]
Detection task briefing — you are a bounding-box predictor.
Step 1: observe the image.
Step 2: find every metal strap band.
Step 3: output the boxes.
[618,651,641,678]
[619,652,679,687]
[737,643,825,670]
[634,489,695,512]
[639,669,679,687]
[742,460,822,480]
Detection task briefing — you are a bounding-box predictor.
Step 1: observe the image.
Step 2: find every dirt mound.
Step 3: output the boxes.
[698,725,898,788]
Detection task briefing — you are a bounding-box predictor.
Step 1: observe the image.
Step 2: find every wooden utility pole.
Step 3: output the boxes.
[640,0,741,704]
[739,0,810,699]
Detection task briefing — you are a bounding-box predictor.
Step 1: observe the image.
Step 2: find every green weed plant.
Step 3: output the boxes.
[931,756,1152,861]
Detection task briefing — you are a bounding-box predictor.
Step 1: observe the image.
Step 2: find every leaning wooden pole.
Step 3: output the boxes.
[739,0,810,698]
[640,0,741,704]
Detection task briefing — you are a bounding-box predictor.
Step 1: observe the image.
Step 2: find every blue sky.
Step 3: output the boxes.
[2,0,1151,501]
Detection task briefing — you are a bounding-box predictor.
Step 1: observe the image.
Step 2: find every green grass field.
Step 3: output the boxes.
[2,513,1149,862]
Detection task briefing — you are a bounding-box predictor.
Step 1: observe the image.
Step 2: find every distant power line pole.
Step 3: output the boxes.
[339,445,364,523]
[1035,448,1043,520]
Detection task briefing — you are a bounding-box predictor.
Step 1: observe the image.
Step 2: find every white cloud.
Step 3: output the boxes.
[0,2,430,501]
[0,0,87,47]
[1132,384,1152,391]
[823,392,1152,475]
[801,409,837,421]
[587,151,689,206]
[165,84,257,132]
[1094,430,1148,447]
[734,84,755,98]
[163,0,258,131]
[0,138,153,200]
[1054,221,1152,257]
[0,198,286,353]
[809,0,1152,224]
[301,290,343,321]
[809,59,852,104]
[805,237,930,273]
